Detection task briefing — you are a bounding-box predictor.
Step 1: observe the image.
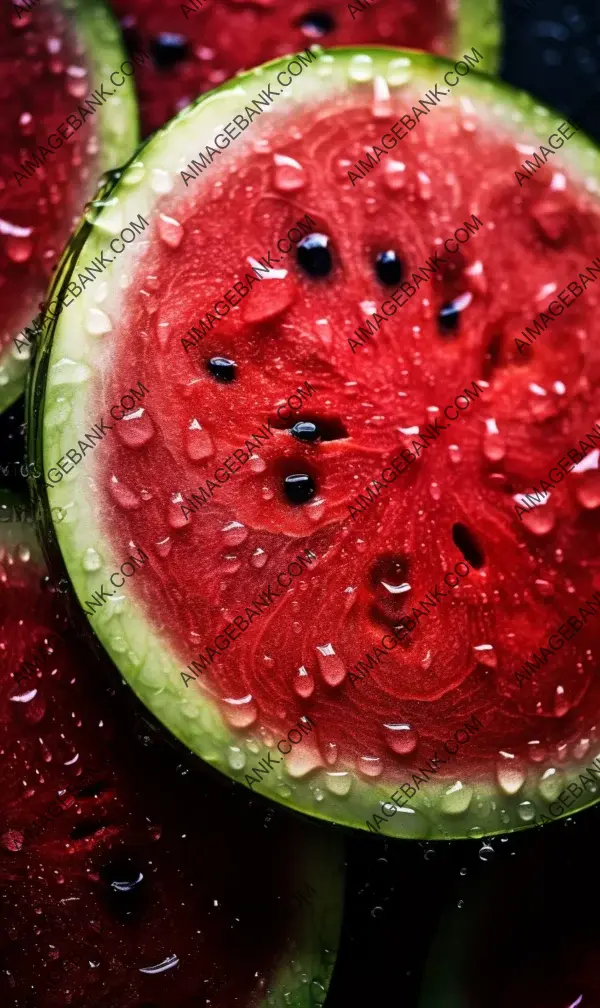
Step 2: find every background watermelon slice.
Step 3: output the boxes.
[0,493,343,1006]
[29,46,600,841]
[418,804,600,1007]
[0,0,139,417]
[109,0,501,134]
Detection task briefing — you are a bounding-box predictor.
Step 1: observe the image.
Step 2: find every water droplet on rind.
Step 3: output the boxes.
[439,781,472,815]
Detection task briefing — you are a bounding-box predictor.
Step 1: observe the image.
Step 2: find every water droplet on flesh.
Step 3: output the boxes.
[157,214,183,248]
[221,521,248,547]
[316,643,345,686]
[382,723,418,755]
[185,419,214,461]
[272,153,306,191]
[116,408,155,449]
[221,694,258,729]
[292,665,314,697]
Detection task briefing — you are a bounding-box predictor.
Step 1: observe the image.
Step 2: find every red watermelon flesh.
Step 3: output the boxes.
[109,0,496,135]
[0,502,341,1006]
[0,0,137,415]
[36,49,600,838]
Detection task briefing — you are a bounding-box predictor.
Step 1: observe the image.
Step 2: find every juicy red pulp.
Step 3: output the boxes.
[100,90,600,790]
[0,2,100,363]
[0,532,314,1006]
[111,0,453,134]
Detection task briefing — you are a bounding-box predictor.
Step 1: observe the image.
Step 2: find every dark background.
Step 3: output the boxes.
[3,1,600,1004]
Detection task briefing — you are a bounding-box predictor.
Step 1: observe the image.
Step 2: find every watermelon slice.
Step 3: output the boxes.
[28,46,600,842]
[418,815,600,1007]
[109,0,501,135]
[0,0,139,417]
[0,492,342,1006]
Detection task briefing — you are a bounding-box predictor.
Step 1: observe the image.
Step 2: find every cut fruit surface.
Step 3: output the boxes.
[110,0,501,134]
[30,47,600,841]
[0,494,342,1006]
[0,0,138,416]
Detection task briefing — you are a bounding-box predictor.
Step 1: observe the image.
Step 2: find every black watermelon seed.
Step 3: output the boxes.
[291,421,320,442]
[438,300,461,334]
[298,10,336,36]
[284,473,316,504]
[207,356,237,382]
[375,250,403,286]
[452,522,485,569]
[150,33,189,69]
[296,233,333,277]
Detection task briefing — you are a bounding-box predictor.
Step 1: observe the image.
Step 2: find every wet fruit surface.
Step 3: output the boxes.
[0,1,99,402]
[0,0,137,415]
[37,49,600,837]
[0,506,341,1005]
[111,0,455,133]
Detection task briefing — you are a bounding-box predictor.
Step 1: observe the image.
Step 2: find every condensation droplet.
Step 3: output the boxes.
[109,476,141,510]
[517,800,537,822]
[157,214,183,248]
[292,665,314,697]
[473,643,497,669]
[482,418,506,462]
[372,74,392,118]
[186,419,214,461]
[521,505,555,536]
[382,723,418,755]
[316,643,345,687]
[575,471,600,510]
[348,53,373,83]
[226,745,246,771]
[250,547,267,569]
[81,547,102,573]
[155,536,172,559]
[387,56,412,86]
[221,694,258,729]
[221,521,248,547]
[440,781,472,815]
[85,308,112,336]
[116,407,155,449]
[358,755,383,777]
[323,770,352,796]
[168,493,189,529]
[272,153,306,191]
[496,757,526,795]
[249,454,266,474]
[383,159,406,192]
[553,684,570,718]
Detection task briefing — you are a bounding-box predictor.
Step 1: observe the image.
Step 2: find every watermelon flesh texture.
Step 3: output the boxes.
[0,500,341,1006]
[110,0,499,135]
[0,0,138,416]
[34,48,600,840]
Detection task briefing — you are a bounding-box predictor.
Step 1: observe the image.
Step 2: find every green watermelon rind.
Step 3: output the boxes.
[258,825,344,1008]
[454,0,502,74]
[0,496,344,1008]
[28,46,600,841]
[417,897,476,1008]
[0,0,140,418]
